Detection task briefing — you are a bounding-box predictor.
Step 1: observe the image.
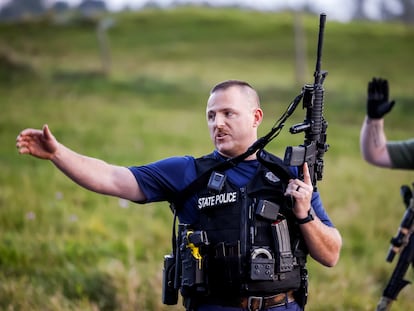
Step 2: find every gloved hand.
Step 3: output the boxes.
[367,77,395,119]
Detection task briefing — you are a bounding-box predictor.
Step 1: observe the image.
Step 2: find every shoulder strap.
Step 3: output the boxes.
[256,149,295,183]
[170,153,228,208]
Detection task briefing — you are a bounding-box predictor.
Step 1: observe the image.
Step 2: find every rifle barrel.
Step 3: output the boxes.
[314,13,326,83]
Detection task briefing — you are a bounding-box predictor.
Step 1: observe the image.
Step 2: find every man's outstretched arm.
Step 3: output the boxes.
[16,124,145,202]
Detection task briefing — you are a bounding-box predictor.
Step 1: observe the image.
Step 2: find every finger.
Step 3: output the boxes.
[16,135,29,148]
[303,162,312,186]
[16,138,32,154]
[372,77,380,91]
[382,79,389,99]
[17,129,32,138]
[18,146,30,155]
[284,182,295,196]
[18,128,42,139]
[368,80,374,94]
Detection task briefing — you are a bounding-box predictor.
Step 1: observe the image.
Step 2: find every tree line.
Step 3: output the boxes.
[1,0,414,23]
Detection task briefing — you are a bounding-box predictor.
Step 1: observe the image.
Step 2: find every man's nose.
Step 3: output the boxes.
[215,114,225,127]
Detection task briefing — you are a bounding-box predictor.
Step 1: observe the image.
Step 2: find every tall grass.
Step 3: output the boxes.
[1,7,414,310]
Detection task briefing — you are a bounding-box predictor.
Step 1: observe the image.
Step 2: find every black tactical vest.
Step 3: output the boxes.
[173,151,308,304]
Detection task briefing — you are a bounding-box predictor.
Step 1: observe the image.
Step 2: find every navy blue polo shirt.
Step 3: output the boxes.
[128,150,334,227]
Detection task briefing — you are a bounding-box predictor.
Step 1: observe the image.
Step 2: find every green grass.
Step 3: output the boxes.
[1,7,414,310]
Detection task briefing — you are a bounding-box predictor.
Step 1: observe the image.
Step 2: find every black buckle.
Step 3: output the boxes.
[248,296,263,311]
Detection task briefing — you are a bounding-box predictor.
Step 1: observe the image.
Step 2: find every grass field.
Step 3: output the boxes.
[1,7,414,310]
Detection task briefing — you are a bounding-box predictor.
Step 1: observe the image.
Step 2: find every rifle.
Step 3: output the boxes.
[282,13,329,190]
[376,184,414,311]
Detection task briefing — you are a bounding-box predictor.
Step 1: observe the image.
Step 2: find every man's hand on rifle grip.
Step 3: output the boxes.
[284,162,313,219]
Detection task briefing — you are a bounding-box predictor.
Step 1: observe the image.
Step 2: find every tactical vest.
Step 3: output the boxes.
[169,151,309,307]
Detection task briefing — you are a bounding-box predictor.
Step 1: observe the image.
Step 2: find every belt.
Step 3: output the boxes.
[240,291,295,311]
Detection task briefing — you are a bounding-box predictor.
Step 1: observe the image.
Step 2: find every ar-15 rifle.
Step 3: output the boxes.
[376,184,414,311]
[282,13,329,190]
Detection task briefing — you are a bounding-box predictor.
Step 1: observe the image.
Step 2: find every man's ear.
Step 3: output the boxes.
[253,108,263,127]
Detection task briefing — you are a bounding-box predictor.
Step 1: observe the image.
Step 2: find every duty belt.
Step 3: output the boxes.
[240,291,295,311]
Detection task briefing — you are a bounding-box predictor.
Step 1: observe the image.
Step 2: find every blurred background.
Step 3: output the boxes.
[1,0,414,23]
[1,0,414,310]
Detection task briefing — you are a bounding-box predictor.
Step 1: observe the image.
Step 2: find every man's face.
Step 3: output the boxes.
[206,86,262,158]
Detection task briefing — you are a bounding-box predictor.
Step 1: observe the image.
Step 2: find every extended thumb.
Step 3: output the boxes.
[43,124,51,139]
[387,100,396,113]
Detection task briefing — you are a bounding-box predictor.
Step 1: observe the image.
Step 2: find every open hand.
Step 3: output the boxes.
[367,77,395,119]
[16,124,58,160]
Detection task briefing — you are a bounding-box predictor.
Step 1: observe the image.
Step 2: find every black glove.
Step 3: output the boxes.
[367,77,395,119]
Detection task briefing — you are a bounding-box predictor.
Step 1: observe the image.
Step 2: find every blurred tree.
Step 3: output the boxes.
[51,1,70,13]
[400,0,414,23]
[354,0,367,20]
[78,0,107,18]
[0,0,45,21]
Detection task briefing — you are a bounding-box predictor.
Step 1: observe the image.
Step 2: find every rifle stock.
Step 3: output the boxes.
[376,297,393,311]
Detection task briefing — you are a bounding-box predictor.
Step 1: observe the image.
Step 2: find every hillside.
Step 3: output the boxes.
[1,7,414,310]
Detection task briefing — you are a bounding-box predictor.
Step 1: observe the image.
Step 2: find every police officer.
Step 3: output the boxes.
[16,80,342,310]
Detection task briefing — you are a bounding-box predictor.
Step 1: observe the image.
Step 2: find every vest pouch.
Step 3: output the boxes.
[179,229,209,296]
[245,266,302,293]
[181,253,207,291]
[162,254,179,305]
[274,265,302,289]
[271,219,294,272]
[209,241,242,291]
[250,247,275,281]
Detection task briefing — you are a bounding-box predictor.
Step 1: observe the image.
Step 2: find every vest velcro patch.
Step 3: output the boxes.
[197,191,238,209]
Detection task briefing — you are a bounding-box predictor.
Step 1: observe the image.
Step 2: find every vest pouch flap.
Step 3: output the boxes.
[255,200,280,221]
[250,252,275,281]
[245,266,302,293]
